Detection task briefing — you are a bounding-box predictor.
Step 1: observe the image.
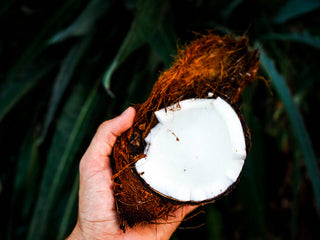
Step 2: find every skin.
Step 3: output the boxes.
[67,107,197,240]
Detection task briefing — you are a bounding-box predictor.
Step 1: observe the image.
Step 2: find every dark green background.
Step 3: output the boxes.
[1,0,320,239]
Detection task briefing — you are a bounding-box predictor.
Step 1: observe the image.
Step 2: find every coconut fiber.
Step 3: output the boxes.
[111,33,260,230]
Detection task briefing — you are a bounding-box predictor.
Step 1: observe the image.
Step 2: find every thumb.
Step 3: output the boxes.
[80,107,136,172]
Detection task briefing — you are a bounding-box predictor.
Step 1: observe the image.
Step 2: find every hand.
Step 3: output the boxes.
[67,107,196,240]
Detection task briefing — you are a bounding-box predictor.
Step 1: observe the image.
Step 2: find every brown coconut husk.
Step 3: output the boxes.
[111,33,259,230]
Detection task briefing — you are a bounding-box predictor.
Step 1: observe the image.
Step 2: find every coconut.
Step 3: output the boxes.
[111,33,259,230]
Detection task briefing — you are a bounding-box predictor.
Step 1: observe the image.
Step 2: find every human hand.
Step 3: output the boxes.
[67,107,196,240]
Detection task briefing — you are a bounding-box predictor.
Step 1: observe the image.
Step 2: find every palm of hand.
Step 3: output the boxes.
[68,108,195,240]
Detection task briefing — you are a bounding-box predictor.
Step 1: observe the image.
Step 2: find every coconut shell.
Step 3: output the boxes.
[111,33,259,230]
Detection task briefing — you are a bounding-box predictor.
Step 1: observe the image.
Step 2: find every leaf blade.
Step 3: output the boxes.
[49,0,110,44]
[102,0,168,94]
[27,80,100,240]
[56,173,79,240]
[274,0,320,23]
[260,48,320,212]
[0,65,53,122]
[260,31,320,49]
[40,35,92,141]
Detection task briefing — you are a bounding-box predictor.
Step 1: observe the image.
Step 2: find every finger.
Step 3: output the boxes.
[80,107,136,173]
[158,205,198,236]
[125,205,198,239]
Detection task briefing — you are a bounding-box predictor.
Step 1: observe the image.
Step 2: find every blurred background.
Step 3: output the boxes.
[1,0,320,239]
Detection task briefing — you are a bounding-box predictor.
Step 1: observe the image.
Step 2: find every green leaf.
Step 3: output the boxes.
[40,35,92,141]
[49,0,110,44]
[260,31,320,49]
[5,0,79,80]
[238,87,268,239]
[206,206,224,239]
[56,173,79,240]
[0,64,53,122]
[260,48,320,212]
[7,35,91,239]
[15,137,41,219]
[148,14,176,68]
[291,153,302,238]
[222,0,243,22]
[27,80,100,240]
[102,0,168,95]
[0,0,17,17]
[1,0,80,122]
[274,0,320,23]
[7,134,41,240]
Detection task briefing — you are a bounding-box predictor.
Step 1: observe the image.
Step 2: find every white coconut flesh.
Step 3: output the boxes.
[135,97,247,202]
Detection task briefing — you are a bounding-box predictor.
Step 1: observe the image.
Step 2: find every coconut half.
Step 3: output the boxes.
[112,34,259,229]
[135,97,247,203]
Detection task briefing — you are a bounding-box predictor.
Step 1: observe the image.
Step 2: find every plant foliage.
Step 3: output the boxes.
[1,0,319,239]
